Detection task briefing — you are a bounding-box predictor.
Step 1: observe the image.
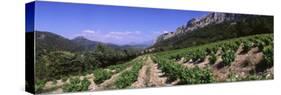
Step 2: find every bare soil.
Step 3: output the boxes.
[131,56,167,88]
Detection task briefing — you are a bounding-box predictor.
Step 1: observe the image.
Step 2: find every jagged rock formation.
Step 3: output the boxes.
[156,32,175,42]
[156,13,243,42]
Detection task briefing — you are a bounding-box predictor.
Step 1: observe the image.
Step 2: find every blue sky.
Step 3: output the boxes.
[31,1,208,45]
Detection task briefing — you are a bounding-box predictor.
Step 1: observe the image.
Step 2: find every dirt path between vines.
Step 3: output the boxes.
[90,56,147,91]
[131,55,167,88]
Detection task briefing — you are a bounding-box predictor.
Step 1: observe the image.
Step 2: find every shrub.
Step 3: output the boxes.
[222,50,235,66]
[63,78,90,92]
[93,69,112,84]
[115,61,142,89]
[263,45,273,67]
[62,77,68,82]
[35,80,46,93]
[209,54,217,64]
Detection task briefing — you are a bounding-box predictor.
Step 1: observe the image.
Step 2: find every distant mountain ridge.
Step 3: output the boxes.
[71,36,102,51]
[34,31,77,52]
[30,31,147,53]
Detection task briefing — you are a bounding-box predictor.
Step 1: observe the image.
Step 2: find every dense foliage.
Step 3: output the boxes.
[35,44,138,82]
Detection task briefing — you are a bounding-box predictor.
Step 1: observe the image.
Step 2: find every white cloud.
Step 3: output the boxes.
[83,29,96,34]
[162,30,169,33]
[152,30,169,35]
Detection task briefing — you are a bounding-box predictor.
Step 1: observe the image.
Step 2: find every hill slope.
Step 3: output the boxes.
[34,31,77,52]
[30,31,140,53]
[150,13,273,52]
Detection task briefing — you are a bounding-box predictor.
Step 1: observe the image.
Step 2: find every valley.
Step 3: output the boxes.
[32,12,274,94]
[35,33,273,93]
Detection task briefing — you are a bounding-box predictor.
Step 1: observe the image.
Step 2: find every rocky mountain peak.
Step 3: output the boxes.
[156,12,241,42]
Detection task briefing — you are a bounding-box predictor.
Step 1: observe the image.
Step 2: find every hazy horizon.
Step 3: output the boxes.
[27,1,208,45]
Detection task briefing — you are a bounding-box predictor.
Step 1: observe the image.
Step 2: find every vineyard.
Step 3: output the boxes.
[152,33,273,82]
[36,34,273,94]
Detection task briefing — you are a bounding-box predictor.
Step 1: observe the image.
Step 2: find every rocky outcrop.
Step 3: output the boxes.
[156,12,243,42]
[156,32,175,42]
